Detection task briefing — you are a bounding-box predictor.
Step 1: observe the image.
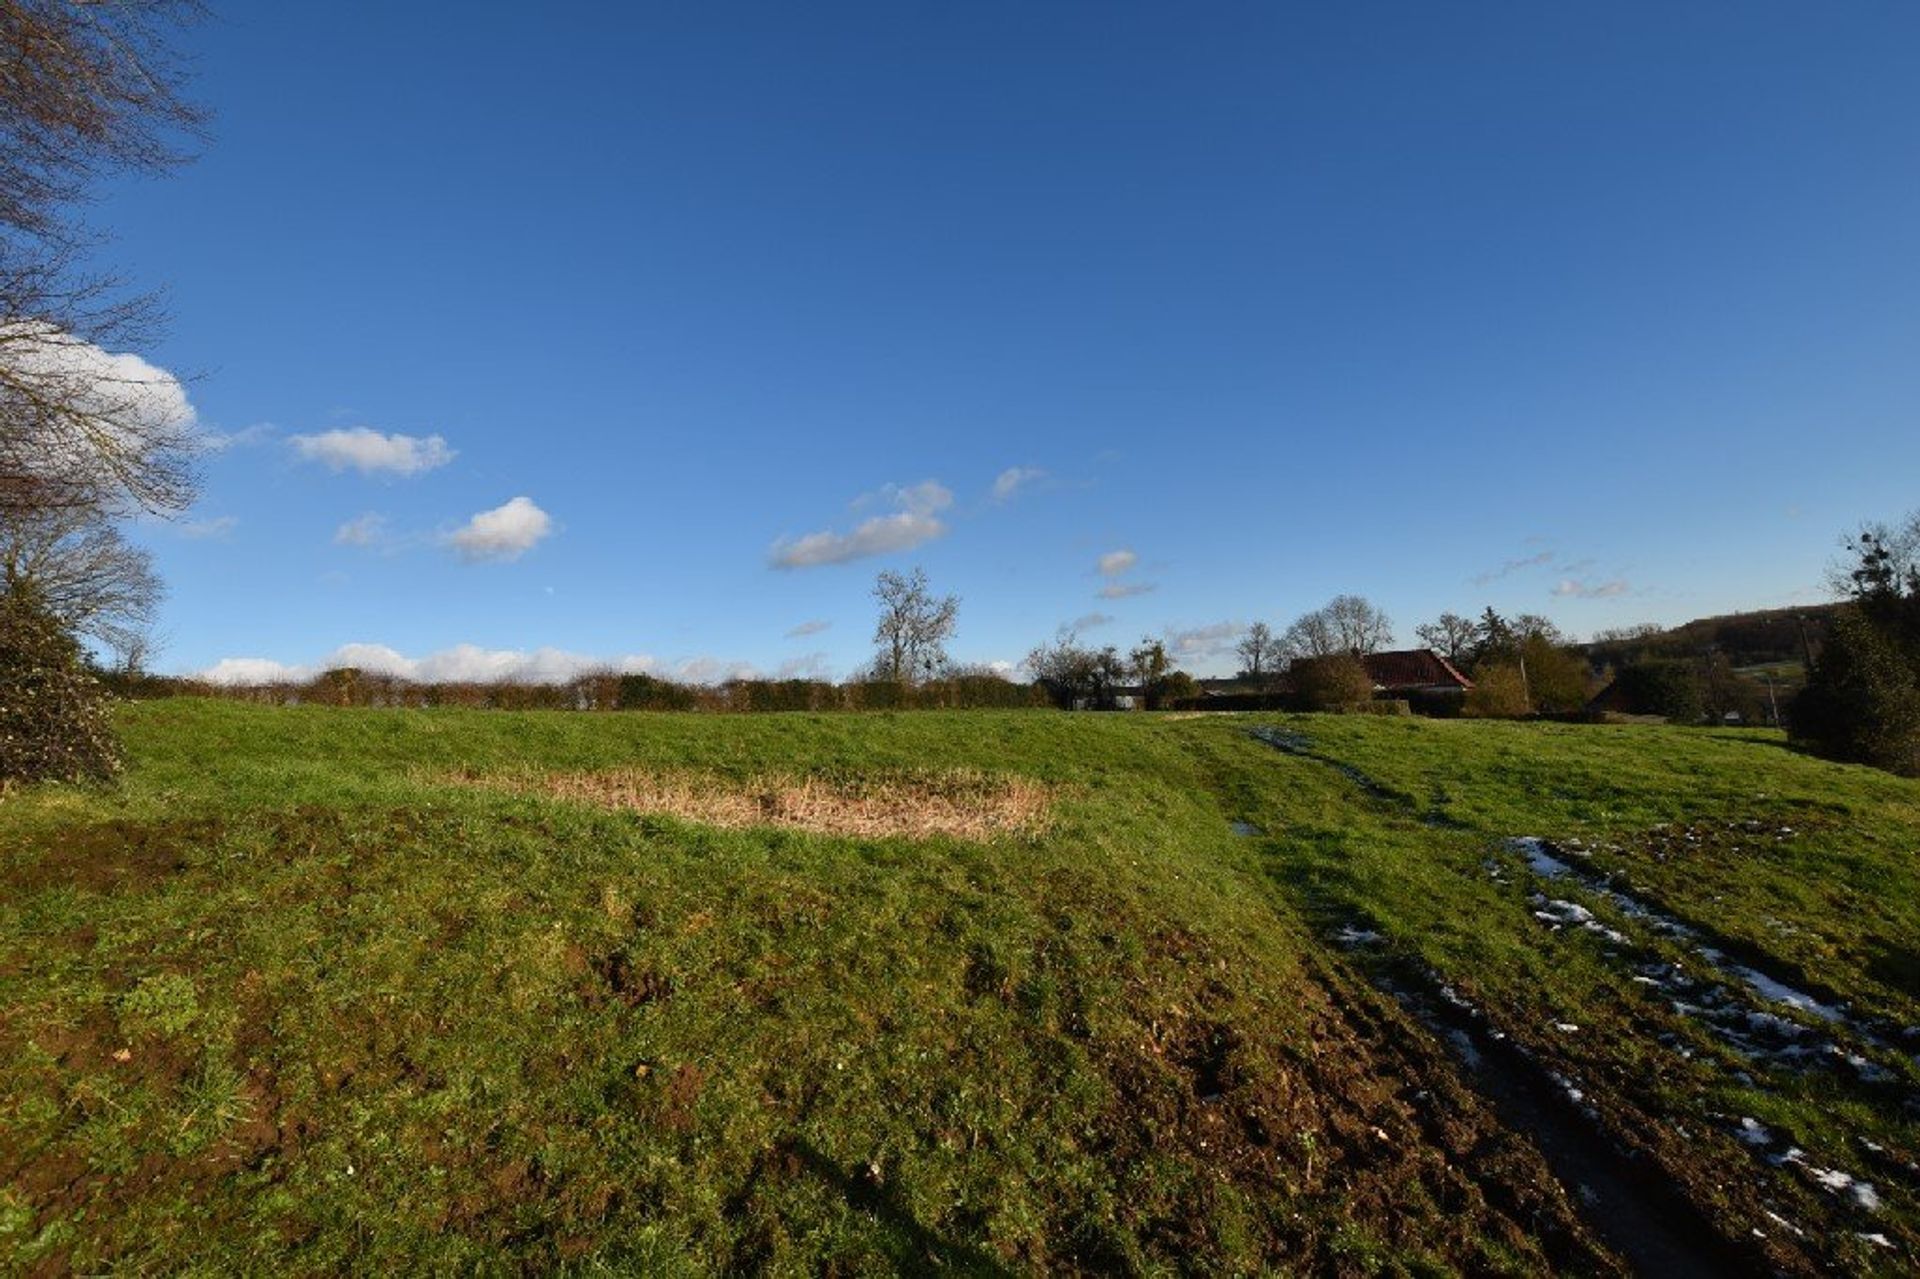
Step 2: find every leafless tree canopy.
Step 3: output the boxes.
[1235,620,1277,680]
[871,567,959,683]
[0,1,205,241]
[0,0,205,520]
[1283,594,1394,660]
[1414,611,1477,664]
[0,502,161,659]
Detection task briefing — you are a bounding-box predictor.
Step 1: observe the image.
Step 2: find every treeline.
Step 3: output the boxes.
[101,667,1048,713]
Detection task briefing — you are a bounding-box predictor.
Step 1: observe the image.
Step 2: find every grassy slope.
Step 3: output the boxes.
[1,701,1916,1275]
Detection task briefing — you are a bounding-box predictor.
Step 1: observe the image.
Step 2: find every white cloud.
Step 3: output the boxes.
[988,659,1015,676]
[0,322,199,503]
[201,423,275,452]
[177,515,238,539]
[770,479,953,569]
[1165,621,1241,663]
[334,512,387,547]
[446,496,552,562]
[200,656,306,685]
[991,466,1045,501]
[1552,578,1631,600]
[199,643,659,687]
[671,655,762,684]
[1097,581,1156,600]
[1098,548,1138,577]
[288,427,455,477]
[786,618,832,638]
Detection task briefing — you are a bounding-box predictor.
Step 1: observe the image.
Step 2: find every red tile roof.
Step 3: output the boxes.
[1361,648,1475,692]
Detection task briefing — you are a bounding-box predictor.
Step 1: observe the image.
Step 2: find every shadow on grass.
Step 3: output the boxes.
[787,1140,1015,1277]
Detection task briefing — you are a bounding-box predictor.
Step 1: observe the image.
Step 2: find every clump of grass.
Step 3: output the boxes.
[118,973,199,1035]
[455,765,1057,840]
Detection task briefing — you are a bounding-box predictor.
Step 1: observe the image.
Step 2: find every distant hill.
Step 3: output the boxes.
[1579,602,1843,676]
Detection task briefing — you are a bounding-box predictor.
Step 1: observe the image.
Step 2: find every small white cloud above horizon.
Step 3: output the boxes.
[334,512,388,547]
[770,480,953,569]
[991,466,1045,502]
[196,642,775,688]
[199,642,657,687]
[786,618,832,638]
[1165,620,1241,664]
[1098,581,1155,600]
[1552,578,1631,600]
[289,427,455,477]
[447,496,552,562]
[1097,548,1138,577]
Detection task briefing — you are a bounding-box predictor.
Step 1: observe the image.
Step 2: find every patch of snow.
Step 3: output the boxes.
[1805,1166,1882,1212]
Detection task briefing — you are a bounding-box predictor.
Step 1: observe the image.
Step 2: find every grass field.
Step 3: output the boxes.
[3,701,1917,1275]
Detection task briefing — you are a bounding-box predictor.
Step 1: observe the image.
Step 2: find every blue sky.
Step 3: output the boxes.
[98,2,1920,680]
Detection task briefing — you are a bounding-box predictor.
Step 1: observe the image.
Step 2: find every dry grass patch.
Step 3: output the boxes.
[453,767,1055,841]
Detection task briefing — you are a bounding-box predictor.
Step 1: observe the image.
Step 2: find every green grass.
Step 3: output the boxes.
[2,700,1917,1274]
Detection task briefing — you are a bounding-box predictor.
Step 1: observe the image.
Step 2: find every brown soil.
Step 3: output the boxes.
[0,817,220,894]
[1074,947,1627,1274]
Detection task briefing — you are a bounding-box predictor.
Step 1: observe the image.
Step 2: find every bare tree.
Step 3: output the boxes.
[1324,594,1393,654]
[0,0,206,520]
[1282,595,1393,661]
[1414,612,1477,665]
[1026,634,1124,709]
[1235,621,1278,683]
[0,504,161,658]
[871,567,958,683]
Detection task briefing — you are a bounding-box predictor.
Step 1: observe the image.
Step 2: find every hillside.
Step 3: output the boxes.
[1581,603,1844,675]
[3,703,1917,1274]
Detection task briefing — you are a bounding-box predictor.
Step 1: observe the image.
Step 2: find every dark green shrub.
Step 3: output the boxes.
[1613,660,1704,723]
[1791,608,1920,775]
[618,673,698,711]
[0,584,121,786]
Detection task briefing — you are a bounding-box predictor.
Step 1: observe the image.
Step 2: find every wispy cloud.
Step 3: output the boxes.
[289,427,456,477]
[1098,548,1138,576]
[1552,578,1631,600]
[201,423,276,453]
[1097,581,1156,600]
[1164,621,1241,663]
[769,480,953,569]
[177,515,238,539]
[446,496,553,562]
[785,618,832,638]
[1471,550,1554,586]
[991,466,1045,502]
[1063,611,1115,634]
[775,652,833,679]
[334,512,388,547]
